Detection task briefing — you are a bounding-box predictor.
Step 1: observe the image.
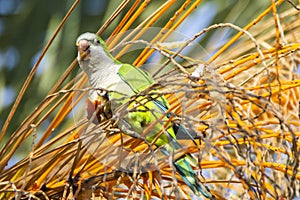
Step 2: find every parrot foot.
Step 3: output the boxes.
[86,97,112,124]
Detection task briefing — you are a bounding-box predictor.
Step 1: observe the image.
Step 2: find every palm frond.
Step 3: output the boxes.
[0,0,299,199]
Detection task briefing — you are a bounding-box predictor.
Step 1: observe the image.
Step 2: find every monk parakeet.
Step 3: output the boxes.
[76,32,214,199]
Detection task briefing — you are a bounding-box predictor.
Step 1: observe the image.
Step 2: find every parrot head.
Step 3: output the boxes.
[76,32,104,62]
[76,32,119,73]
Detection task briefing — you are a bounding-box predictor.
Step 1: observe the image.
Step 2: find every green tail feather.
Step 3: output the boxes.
[173,155,215,199]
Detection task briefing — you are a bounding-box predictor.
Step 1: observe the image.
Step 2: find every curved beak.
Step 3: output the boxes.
[76,39,90,61]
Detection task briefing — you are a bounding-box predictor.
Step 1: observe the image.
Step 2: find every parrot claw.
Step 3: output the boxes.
[86,97,112,124]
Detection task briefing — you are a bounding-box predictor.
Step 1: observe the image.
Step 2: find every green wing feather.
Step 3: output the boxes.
[116,64,176,146]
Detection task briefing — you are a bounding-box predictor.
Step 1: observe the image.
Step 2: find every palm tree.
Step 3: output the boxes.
[0,0,299,199]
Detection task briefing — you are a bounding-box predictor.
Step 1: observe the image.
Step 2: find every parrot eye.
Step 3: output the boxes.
[94,38,100,44]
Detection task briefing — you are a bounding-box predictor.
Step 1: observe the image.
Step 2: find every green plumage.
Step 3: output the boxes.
[111,63,176,147]
[114,64,213,198]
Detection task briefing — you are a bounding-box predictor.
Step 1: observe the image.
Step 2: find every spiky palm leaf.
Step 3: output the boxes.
[0,0,300,199]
